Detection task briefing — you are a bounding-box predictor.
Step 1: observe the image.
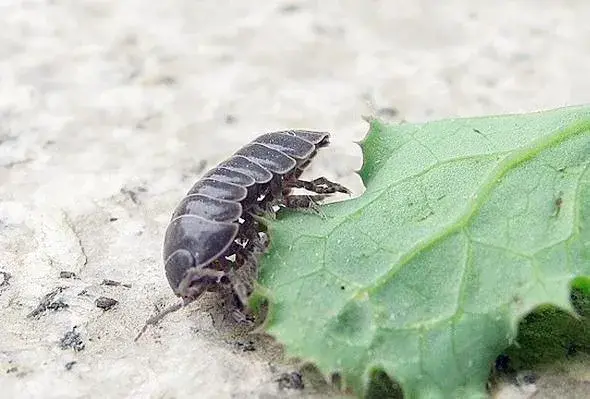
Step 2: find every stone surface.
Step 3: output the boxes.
[1,1,589,398]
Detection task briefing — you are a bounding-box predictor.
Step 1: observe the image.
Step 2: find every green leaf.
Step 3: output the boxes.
[254,105,590,398]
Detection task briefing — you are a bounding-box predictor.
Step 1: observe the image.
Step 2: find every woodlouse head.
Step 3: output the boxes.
[163,215,238,300]
[176,265,231,303]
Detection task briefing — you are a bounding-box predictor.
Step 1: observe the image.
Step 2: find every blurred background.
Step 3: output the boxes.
[1,1,589,398]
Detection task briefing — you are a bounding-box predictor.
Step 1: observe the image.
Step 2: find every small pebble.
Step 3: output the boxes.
[276,371,304,390]
[95,297,118,310]
[59,271,76,279]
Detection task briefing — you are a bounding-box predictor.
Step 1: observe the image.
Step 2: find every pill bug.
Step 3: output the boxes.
[136,130,349,339]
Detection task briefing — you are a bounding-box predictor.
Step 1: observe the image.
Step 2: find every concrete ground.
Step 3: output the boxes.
[1,1,589,398]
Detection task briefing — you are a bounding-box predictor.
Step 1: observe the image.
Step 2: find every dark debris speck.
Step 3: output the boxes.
[276,371,304,390]
[46,300,69,311]
[60,327,85,352]
[224,114,237,124]
[279,3,302,13]
[521,372,538,385]
[101,279,131,288]
[120,186,147,204]
[95,296,118,310]
[65,361,77,370]
[235,340,255,352]
[59,271,77,279]
[0,271,12,292]
[27,286,68,318]
[376,107,399,118]
[156,75,176,85]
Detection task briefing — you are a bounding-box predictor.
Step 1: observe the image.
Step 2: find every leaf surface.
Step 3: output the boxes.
[255,105,590,398]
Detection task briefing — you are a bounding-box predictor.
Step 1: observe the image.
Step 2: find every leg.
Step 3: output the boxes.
[236,214,264,245]
[250,202,277,218]
[231,306,253,325]
[217,283,255,325]
[249,179,283,218]
[280,194,328,216]
[288,176,351,195]
[227,233,269,308]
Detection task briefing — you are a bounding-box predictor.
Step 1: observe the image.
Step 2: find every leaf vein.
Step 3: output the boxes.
[365,119,590,296]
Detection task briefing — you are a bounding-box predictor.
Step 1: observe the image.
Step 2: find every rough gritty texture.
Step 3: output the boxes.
[0,1,589,398]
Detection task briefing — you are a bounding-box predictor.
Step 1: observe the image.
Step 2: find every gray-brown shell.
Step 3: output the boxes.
[163,130,329,295]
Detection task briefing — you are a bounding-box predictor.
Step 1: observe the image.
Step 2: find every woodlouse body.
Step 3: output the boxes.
[163,130,349,318]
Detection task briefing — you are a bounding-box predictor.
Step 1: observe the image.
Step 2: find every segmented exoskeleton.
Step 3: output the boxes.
[135,130,349,339]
